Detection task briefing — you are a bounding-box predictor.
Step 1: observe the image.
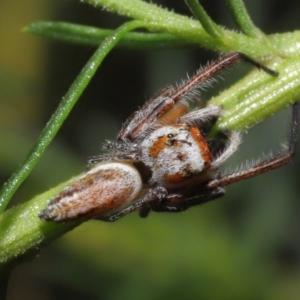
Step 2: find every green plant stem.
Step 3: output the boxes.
[212,55,300,130]
[0,179,79,277]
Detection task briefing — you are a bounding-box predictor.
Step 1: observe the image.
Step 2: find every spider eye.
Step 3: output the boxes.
[167,133,174,139]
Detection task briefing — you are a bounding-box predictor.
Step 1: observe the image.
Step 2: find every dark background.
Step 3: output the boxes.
[1,0,300,299]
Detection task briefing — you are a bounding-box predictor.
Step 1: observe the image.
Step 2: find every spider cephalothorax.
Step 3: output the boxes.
[39,52,298,222]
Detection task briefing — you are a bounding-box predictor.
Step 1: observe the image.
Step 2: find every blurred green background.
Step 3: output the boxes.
[1,0,300,299]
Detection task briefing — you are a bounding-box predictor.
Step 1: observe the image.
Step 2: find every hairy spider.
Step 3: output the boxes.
[39,52,299,222]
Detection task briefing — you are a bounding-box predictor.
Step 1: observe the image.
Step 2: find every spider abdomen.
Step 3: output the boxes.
[39,162,142,221]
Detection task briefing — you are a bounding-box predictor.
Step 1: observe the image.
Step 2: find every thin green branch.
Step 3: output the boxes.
[0,20,146,214]
[227,0,262,37]
[185,0,223,38]
[25,21,195,50]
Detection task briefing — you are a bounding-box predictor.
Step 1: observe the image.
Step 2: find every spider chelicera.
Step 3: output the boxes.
[39,52,299,222]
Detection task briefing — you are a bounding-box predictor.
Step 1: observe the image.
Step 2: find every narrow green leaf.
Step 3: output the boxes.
[227,0,261,37]
[0,20,149,277]
[185,0,223,38]
[25,21,194,50]
[0,20,146,213]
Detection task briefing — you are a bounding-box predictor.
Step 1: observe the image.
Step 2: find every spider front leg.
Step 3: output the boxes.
[138,187,226,218]
[177,104,222,125]
[99,186,168,222]
[207,102,299,189]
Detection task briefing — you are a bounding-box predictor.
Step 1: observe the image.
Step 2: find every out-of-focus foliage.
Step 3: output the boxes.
[1,0,300,299]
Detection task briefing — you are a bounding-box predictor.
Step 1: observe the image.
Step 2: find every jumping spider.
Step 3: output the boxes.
[39,52,299,222]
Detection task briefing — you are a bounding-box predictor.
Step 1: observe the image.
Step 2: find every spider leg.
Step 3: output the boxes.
[178,187,225,209]
[171,52,278,102]
[118,87,176,141]
[177,104,222,125]
[210,131,242,169]
[118,52,277,143]
[98,187,168,222]
[207,102,299,189]
[139,187,225,217]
